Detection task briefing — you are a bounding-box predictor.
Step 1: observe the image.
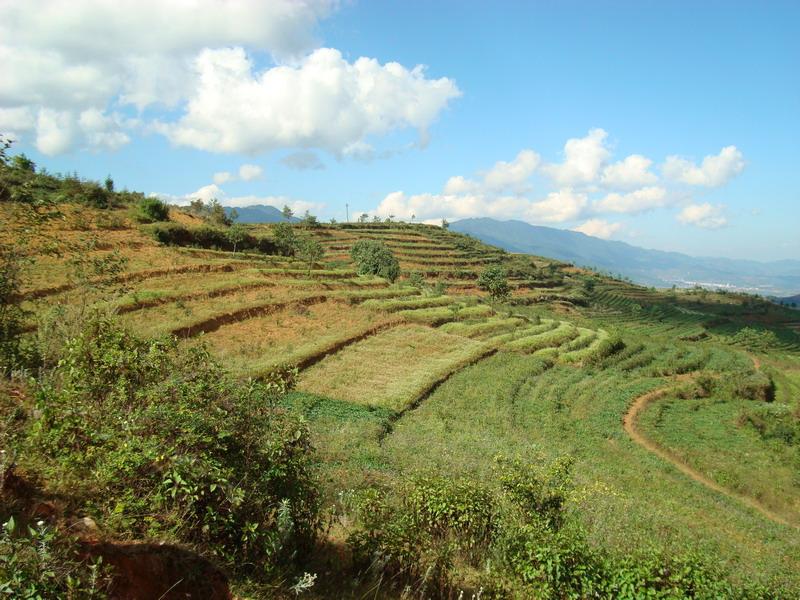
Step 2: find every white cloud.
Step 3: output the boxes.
[160,47,460,155]
[1,1,460,156]
[594,186,668,214]
[526,189,588,223]
[601,154,658,189]
[78,108,130,151]
[281,150,325,170]
[573,219,623,239]
[542,128,611,186]
[677,203,728,228]
[213,172,232,185]
[443,175,480,195]
[662,146,745,187]
[482,149,540,191]
[35,109,75,155]
[374,187,587,225]
[238,164,263,181]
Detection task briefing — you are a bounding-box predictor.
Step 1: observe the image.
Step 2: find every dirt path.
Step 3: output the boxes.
[623,380,797,530]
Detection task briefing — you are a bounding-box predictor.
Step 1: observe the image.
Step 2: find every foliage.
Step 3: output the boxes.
[226,223,247,253]
[149,223,279,254]
[273,222,297,256]
[0,242,29,376]
[296,237,324,272]
[185,198,235,227]
[300,210,319,228]
[350,239,400,282]
[135,197,169,223]
[478,265,511,303]
[0,517,110,598]
[730,327,781,351]
[13,316,321,575]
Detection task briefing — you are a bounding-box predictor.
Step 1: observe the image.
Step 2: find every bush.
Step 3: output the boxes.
[135,197,170,223]
[13,316,321,574]
[350,239,400,282]
[478,265,511,303]
[728,370,775,402]
[149,223,278,255]
[0,517,110,598]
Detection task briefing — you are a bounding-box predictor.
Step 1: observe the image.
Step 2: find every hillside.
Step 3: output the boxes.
[2,165,800,597]
[451,217,800,295]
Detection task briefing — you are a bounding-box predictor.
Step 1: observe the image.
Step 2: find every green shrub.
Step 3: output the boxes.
[149,223,278,254]
[135,197,170,223]
[728,370,776,402]
[13,316,320,574]
[350,239,400,282]
[0,517,110,598]
[478,265,511,303]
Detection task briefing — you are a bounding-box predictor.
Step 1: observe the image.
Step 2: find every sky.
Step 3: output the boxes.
[1,0,798,261]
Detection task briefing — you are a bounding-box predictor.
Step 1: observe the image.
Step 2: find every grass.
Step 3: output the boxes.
[6,200,800,594]
[638,391,800,524]
[298,324,490,411]
[188,301,397,377]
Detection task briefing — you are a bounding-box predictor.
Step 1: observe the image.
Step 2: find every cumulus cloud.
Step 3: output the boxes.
[662,146,745,187]
[159,47,460,155]
[573,219,623,239]
[526,189,588,223]
[281,150,325,170]
[601,154,658,189]
[542,128,611,186]
[677,203,728,228]
[482,149,540,191]
[593,186,669,214]
[1,1,460,156]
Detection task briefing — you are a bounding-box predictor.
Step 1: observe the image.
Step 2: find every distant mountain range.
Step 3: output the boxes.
[226,205,298,223]
[451,218,800,296]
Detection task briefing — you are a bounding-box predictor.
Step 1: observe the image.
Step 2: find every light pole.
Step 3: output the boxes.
[345,203,349,223]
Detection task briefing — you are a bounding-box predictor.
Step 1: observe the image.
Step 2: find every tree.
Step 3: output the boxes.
[441,218,449,229]
[206,199,233,227]
[227,223,247,253]
[301,210,319,228]
[478,265,510,304]
[358,213,369,223]
[104,175,114,192]
[282,204,294,221]
[296,237,323,273]
[350,239,400,282]
[273,222,297,256]
[11,154,35,173]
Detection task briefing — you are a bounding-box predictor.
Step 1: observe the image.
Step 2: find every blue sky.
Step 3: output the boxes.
[2,1,797,261]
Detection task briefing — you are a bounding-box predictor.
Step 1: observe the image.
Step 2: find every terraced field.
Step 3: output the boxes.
[5,201,800,595]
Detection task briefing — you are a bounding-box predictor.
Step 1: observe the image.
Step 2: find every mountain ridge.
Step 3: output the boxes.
[451,217,800,295]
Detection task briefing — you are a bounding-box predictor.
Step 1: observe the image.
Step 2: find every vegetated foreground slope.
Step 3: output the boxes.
[3,180,800,597]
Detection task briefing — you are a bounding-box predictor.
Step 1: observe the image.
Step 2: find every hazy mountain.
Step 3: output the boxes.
[226,205,299,223]
[451,218,800,296]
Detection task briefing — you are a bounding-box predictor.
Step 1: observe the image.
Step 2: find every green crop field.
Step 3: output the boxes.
[3,165,800,599]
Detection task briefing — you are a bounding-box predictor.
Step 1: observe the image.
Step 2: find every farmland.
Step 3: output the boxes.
[2,175,800,598]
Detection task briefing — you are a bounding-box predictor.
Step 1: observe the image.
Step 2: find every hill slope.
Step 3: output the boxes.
[451,217,800,295]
